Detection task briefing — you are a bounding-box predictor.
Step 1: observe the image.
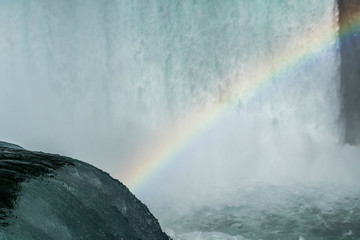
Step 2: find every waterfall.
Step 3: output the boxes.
[0,0,340,163]
[1,1,360,239]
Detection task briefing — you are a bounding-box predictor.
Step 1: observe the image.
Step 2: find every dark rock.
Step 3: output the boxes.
[338,0,360,144]
[0,141,171,240]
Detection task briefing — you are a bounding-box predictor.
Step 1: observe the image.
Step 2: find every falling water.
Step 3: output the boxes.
[0,0,359,239]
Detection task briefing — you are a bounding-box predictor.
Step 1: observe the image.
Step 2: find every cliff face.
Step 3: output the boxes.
[338,0,360,144]
[0,141,170,240]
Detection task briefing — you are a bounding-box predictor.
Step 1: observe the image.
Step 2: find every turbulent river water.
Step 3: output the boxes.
[0,0,360,239]
[152,182,360,240]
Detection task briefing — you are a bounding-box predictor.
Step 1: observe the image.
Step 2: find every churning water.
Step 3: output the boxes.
[156,183,360,240]
[0,0,360,239]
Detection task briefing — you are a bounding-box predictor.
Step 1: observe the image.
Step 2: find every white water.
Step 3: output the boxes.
[0,0,340,166]
[1,1,360,239]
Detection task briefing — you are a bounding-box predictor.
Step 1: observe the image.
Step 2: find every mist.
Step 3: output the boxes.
[1,0,360,218]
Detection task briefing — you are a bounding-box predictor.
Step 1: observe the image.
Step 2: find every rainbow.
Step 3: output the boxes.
[120,9,360,194]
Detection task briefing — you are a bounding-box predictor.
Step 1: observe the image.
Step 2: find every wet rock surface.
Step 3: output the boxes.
[338,0,360,144]
[0,141,170,240]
